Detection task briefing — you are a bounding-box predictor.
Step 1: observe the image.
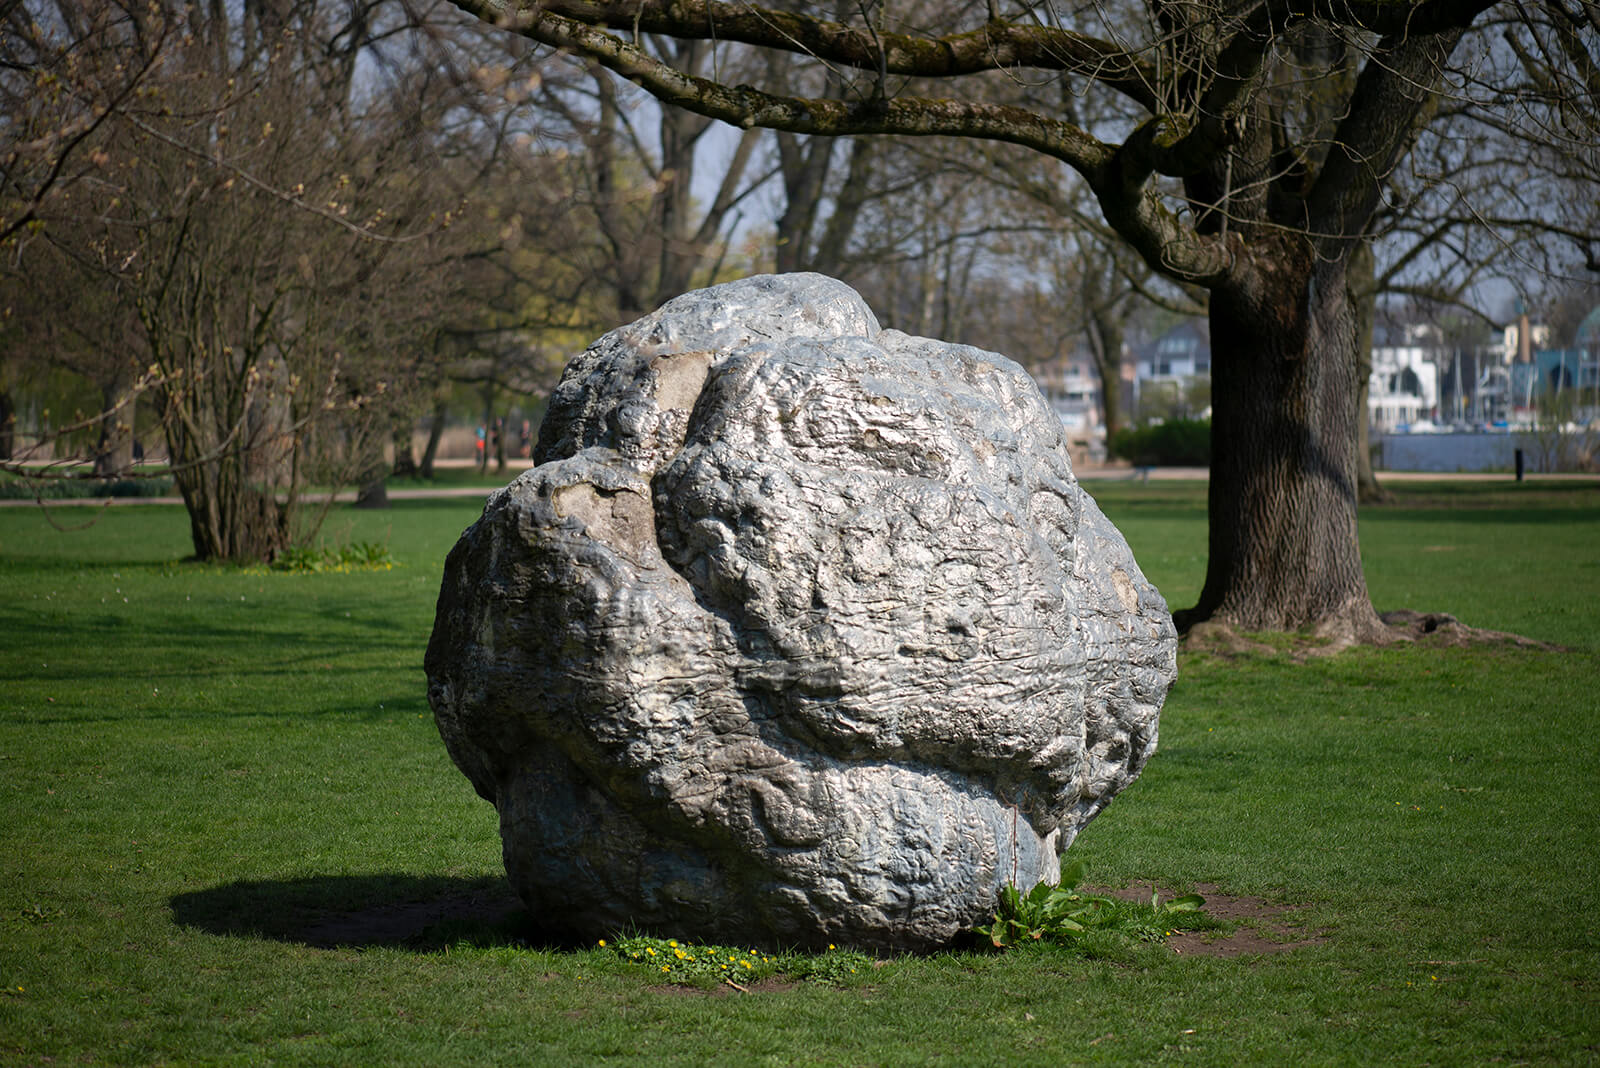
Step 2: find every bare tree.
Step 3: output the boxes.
[522,40,767,325]
[0,1,496,560]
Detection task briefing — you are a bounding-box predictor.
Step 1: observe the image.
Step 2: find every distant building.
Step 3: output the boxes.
[1477,310,1597,424]
[1578,305,1600,355]
[1030,354,1104,432]
[1497,349,1600,418]
[1368,323,1442,432]
[1130,320,1210,423]
[1135,320,1210,380]
[1501,319,1552,363]
[1575,307,1600,422]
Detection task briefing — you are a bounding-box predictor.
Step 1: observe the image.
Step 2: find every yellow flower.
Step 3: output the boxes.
[597,939,606,947]
[668,940,678,948]
[828,944,836,950]
[646,948,656,956]
[661,965,669,972]
[674,948,686,959]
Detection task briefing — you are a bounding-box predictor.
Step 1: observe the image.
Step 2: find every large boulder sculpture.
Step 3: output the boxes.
[425,274,1176,950]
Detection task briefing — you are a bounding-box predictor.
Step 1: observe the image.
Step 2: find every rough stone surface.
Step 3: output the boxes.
[425,273,1176,950]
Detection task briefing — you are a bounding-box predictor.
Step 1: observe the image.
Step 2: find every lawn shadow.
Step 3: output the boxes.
[170,873,548,951]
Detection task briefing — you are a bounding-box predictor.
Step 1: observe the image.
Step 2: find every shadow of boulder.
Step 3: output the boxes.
[170,873,530,950]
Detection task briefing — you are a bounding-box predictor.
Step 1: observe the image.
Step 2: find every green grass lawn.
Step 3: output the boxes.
[1,481,1597,1065]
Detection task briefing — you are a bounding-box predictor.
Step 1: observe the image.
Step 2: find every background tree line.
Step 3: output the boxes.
[4,0,1596,639]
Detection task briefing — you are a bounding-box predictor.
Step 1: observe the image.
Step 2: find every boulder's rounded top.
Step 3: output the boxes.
[617,272,880,354]
[535,274,882,469]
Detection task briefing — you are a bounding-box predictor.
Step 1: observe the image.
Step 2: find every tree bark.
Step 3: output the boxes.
[1098,364,1123,443]
[392,416,419,479]
[92,379,135,478]
[1178,249,1385,639]
[1085,291,1126,443]
[175,466,291,562]
[419,400,447,479]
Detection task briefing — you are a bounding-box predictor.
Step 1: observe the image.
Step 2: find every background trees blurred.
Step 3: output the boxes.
[4,0,1594,591]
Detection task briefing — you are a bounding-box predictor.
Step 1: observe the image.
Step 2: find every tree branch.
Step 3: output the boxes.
[458,0,1160,108]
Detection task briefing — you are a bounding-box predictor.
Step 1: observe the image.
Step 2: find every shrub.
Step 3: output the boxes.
[1108,418,1211,467]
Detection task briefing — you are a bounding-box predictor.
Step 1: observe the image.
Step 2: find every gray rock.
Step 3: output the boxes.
[425,273,1176,950]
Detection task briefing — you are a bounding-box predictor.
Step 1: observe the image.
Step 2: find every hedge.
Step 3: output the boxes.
[1107,418,1210,467]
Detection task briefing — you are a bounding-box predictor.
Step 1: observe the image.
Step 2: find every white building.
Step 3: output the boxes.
[1369,324,1442,432]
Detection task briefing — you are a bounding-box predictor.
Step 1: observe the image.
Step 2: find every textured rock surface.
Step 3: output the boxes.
[425,273,1176,949]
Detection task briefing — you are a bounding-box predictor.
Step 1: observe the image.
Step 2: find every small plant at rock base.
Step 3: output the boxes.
[973,857,1110,948]
[606,934,779,987]
[973,857,1208,950]
[775,945,877,985]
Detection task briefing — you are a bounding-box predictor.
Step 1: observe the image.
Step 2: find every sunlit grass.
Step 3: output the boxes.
[1,486,1596,1065]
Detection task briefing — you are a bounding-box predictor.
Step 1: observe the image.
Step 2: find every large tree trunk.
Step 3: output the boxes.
[354,474,390,509]
[163,404,293,563]
[1099,367,1123,444]
[1177,250,1385,640]
[1087,306,1125,443]
[174,466,292,562]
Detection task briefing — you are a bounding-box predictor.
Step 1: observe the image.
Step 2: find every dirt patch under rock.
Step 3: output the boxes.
[1089,882,1327,958]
